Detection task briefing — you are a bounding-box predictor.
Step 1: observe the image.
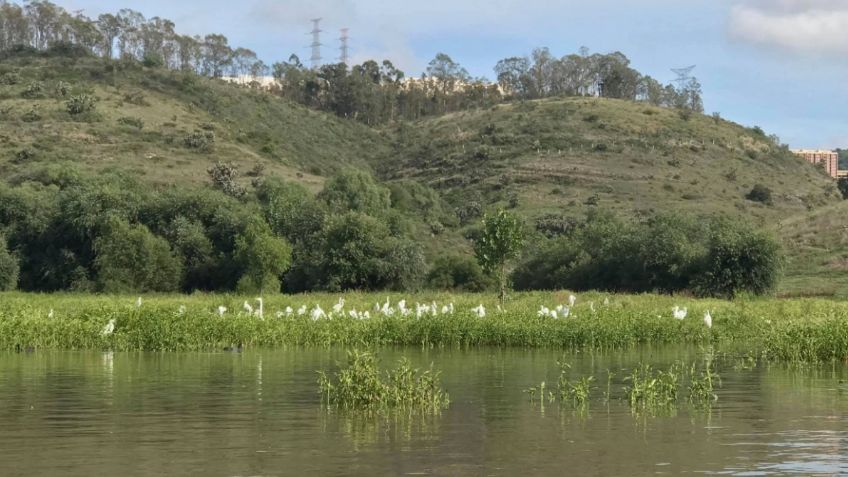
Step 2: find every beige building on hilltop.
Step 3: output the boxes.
[792,149,839,178]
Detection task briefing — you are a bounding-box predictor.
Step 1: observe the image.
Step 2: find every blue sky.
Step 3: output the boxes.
[62,0,847,148]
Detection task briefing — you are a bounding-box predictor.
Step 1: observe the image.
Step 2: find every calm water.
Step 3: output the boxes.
[1,348,847,476]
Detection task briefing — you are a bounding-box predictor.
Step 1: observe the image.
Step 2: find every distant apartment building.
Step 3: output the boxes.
[220,75,277,89]
[792,149,839,178]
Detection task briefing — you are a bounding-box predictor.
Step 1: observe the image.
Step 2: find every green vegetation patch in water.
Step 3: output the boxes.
[318,350,450,413]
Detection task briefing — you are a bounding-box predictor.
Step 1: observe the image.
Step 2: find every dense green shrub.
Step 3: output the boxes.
[184,130,215,152]
[233,220,292,293]
[513,211,781,298]
[258,178,326,243]
[0,237,19,291]
[93,219,183,292]
[206,161,245,197]
[0,72,21,85]
[66,94,97,115]
[297,212,426,292]
[427,255,492,292]
[318,169,391,216]
[745,184,772,205]
[21,81,44,98]
[839,178,848,200]
[692,219,781,298]
[117,116,144,129]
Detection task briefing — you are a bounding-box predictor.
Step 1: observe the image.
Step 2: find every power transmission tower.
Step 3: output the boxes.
[670,65,696,91]
[339,28,350,65]
[309,18,322,69]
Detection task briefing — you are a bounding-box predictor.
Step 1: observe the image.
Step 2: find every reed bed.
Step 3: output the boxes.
[1,291,848,363]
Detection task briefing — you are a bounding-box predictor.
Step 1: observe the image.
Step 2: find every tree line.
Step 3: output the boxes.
[0,0,266,77]
[0,162,780,299]
[1,1,704,126]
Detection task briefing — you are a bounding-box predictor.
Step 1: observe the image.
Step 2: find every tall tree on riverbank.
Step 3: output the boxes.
[475,210,525,303]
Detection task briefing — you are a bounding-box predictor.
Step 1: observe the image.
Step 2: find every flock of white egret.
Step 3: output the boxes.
[93,293,714,337]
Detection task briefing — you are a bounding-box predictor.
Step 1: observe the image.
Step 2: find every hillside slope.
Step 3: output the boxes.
[779,201,848,297]
[0,53,390,191]
[2,54,845,295]
[383,97,840,226]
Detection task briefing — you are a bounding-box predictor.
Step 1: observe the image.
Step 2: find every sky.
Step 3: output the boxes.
[61,0,847,148]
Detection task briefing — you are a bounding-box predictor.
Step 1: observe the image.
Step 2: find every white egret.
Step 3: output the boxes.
[472,304,486,318]
[135,296,142,308]
[568,294,577,307]
[310,305,325,321]
[48,309,54,319]
[243,301,253,314]
[101,319,116,336]
[217,306,227,316]
[297,305,307,316]
[333,297,345,314]
[704,310,713,329]
[255,297,264,319]
[672,306,688,320]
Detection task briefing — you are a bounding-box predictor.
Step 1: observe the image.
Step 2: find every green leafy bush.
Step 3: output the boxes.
[93,219,183,293]
[0,237,19,291]
[21,81,44,98]
[117,116,144,129]
[513,211,780,298]
[206,161,244,197]
[693,218,781,298]
[426,255,492,292]
[66,94,97,115]
[234,220,292,293]
[0,72,21,85]
[745,184,772,205]
[184,130,215,152]
[318,169,391,217]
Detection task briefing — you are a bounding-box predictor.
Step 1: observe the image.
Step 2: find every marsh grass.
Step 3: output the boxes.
[318,350,449,413]
[625,363,681,413]
[2,292,848,364]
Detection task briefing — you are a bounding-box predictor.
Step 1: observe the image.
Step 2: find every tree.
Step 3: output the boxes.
[837,177,848,200]
[474,209,524,302]
[494,56,531,99]
[233,220,292,294]
[96,13,121,58]
[427,255,492,292]
[693,219,781,298]
[426,53,470,94]
[0,235,19,291]
[201,33,231,77]
[93,219,182,292]
[318,169,391,217]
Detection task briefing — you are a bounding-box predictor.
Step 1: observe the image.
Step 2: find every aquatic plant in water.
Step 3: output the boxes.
[318,350,449,413]
[624,363,681,412]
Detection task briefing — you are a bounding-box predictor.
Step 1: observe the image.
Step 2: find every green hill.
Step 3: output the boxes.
[0,53,390,191]
[779,201,848,297]
[1,52,844,295]
[382,97,840,227]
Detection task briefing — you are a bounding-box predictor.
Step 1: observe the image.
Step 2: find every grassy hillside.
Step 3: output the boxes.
[383,97,840,226]
[1,53,845,295]
[779,201,848,297]
[0,53,391,191]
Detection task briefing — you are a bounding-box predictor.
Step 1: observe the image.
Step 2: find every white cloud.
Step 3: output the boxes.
[729,1,848,54]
